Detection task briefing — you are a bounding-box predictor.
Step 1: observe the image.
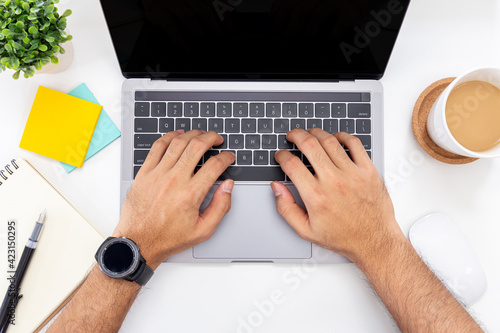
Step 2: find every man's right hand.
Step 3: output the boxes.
[271,128,406,264]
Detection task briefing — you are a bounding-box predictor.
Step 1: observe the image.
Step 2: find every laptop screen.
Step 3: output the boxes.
[100,0,410,80]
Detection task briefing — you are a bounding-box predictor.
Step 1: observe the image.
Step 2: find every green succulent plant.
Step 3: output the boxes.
[0,0,72,79]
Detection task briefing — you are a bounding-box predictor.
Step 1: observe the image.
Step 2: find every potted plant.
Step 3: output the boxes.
[0,0,72,79]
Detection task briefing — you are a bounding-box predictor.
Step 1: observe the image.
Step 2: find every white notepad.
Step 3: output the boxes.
[0,158,104,332]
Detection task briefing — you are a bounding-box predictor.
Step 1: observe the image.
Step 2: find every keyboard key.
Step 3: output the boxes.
[291,119,306,130]
[134,150,149,165]
[217,103,232,117]
[176,118,191,131]
[367,151,372,160]
[270,150,279,165]
[323,119,338,133]
[274,119,289,133]
[134,166,141,179]
[151,102,166,117]
[225,119,240,133]
[331,103,346,117]
[278,135,293,149]
[208,118,224,133]
[262,135,277,149]
[227,150,236,165]
[214,134,227,149]
[218,167,286,181]
[237,151,252,165]
[254,151,269,165]
[315,103,330,118]
[201,103,215,117]
[258,119,273,133]
[134,134,161,149]
[299,103,314,117]
[192,118,208,131]
[135,118,158,132]
[348,104,371,118]
[356,119,371,134]
[289,150,302,159]
[283,103,297,117]
[355,135,371,149]
[229,134,244,149]
[307,119,322,130]
[185,103,199,117]
[266,103,281,117]
[340,119,355,133]
[250,103,265,117]
[245,135,260,149]
[234,103,249,117]
[168,102,183,117]
[159,118,174,133]
[204,149,219,162]
[241,119,257,133]
[135,102,149,117]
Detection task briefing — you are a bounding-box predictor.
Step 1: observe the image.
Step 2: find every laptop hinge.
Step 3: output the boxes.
[150,78,343,83]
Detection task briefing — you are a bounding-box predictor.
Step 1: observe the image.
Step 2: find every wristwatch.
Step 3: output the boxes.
[95,237,154,286]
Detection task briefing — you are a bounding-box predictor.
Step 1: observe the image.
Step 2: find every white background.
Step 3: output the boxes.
[0,0,499,332]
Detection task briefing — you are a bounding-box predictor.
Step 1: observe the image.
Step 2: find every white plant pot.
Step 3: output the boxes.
[36,40,74,74]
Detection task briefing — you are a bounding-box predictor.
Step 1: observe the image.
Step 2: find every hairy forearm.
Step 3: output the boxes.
[47,265,141,333]
[354,232,483,333]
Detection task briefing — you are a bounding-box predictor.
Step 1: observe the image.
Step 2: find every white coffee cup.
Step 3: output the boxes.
[427,67,500,158]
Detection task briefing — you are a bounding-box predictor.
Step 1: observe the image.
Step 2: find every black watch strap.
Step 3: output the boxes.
[130,260,155,286]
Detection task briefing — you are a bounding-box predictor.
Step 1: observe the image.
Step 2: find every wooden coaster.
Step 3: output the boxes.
[412,77,478,164]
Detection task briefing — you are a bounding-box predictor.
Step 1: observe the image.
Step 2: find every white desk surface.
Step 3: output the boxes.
[1,0,499,332]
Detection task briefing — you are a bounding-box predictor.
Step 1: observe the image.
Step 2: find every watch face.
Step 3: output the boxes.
[103,242,134,273]
[98,237,140,278]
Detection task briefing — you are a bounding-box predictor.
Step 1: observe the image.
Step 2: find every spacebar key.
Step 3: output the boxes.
[218,167,286,181]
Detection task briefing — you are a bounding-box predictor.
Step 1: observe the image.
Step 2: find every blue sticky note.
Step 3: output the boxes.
[61,83,121,172]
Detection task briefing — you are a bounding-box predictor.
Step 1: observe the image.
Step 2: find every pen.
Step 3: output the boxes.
[0,210,46,333]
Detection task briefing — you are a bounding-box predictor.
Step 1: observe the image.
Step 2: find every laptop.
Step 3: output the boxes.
[99,0,410,263]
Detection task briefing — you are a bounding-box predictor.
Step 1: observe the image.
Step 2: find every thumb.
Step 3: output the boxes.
[270,181,311,241]
[198,179,234,236]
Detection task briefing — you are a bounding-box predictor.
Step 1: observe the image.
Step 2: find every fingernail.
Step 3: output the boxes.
[176,129,185,134]
[271,182,282,197]
[222,180,234,194]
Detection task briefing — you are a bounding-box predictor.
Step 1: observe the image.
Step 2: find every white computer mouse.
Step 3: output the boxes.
[409,213,487,306]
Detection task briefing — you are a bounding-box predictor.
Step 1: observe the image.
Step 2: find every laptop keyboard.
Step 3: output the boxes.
[133,91,372,181]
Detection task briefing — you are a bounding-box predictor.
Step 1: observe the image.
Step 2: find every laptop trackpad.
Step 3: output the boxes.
[194,184,312,260]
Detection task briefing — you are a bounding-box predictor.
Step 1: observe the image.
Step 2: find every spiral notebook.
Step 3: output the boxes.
[0,158,104,333]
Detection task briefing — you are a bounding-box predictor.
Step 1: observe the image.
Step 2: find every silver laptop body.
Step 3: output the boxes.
[121,80,382,263]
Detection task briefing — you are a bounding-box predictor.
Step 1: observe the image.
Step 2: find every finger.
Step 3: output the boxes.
[307,128,354,170]
[191,151,236,201]
[158,130,206,171]
[275,150,315,189]
[286,129,335,174]
[141,130,182,173]
[270,181,312,241]
[196,179,234,240]
[334,132,371,167]
[174,131,224,172]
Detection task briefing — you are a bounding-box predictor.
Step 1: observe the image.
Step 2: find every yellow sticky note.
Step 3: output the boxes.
[20,86,103,168]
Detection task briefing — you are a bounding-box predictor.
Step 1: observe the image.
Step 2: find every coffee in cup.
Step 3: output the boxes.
[427,67,500,158]
[445,80,500,152]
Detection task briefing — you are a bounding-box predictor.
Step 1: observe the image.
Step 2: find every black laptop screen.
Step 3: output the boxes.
[100,0,410,80]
